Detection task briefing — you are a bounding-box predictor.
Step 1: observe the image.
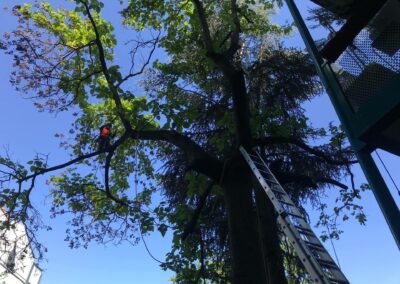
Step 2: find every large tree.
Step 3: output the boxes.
[0,1,366,283]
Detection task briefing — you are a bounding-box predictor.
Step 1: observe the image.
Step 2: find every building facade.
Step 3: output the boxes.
[0,209,42,284]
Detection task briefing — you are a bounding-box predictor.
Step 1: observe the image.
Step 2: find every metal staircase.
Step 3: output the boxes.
[240,146,350,284]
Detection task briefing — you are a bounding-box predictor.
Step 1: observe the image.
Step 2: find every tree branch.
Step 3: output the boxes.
[104,139,133,208]
[129,129,222,181]
[192,0,252,148]
[278,172,348,190]
[116,33,160,88]
[79,0,132,130]
[226,0,241,57]
[191,0,233,74]
[22,151,100,182]
[253,136,357,166]
[21,133,129,182]
[192,0,214,54]
[181,181,214,240]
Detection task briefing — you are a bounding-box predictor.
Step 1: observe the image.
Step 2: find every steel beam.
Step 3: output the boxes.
[285,0,400,248]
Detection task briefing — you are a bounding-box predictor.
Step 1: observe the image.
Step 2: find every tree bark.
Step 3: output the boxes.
[223,174,268,284]
[255,187,288,284]
[221,157,288,284]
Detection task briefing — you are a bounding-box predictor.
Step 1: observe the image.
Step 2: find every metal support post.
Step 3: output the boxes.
[357,151,400,248]
[285,0,400,248]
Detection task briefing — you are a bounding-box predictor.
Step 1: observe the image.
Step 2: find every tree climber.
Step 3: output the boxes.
[98,123,113,151]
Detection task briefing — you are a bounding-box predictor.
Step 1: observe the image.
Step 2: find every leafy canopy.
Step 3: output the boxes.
[0,1,367,282]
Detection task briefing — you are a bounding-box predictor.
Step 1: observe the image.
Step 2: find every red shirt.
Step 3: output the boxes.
[100,127,110,137]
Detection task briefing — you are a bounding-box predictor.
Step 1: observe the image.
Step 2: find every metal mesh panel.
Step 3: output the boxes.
[331,0,400,112]
[372,21,400,57]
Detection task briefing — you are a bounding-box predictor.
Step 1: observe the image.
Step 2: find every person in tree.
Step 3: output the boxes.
[1,2,365,283]
[98,123,112,151]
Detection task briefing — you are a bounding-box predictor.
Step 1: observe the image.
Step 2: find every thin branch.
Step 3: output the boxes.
[116,33,160,88]
[21,133,129,182]
[316,177,348,190]
[345,164,356,192]
[21,151,100,182]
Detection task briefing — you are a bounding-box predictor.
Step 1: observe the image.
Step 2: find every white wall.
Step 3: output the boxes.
[0,211,42,284]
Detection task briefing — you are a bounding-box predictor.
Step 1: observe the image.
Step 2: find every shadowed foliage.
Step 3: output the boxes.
[0,1,367,283]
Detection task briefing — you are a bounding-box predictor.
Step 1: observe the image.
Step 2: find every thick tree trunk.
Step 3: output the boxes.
[222,164,287,284]
[255,187,288,284]
[223,176,267,284]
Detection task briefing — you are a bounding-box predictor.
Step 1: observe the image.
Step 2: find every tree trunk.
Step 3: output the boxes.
[222,162,287,284]
[255,187,288,284]
[223,176,267,284]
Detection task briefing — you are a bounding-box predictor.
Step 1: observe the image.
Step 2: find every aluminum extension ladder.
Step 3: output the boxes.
[240,146,350,284]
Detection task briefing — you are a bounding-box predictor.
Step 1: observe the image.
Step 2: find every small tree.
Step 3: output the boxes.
[1,1,366,283]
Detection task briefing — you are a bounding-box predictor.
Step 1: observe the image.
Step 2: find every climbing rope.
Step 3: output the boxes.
[133,145,170,267]
[375,150,400,196]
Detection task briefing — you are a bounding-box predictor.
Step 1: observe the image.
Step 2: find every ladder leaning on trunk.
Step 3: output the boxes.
[240,146,350,284]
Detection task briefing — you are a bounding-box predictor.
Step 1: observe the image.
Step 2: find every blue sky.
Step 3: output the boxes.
[0,1,399,283]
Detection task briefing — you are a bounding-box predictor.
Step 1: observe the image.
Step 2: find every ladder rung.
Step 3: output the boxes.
[240,146,350,284]
[295,225,312,232]
[282,211,306,221]
[264,178,279,185]
[311,249,340,265]
[328,277,349,284]
[260,174,277,183]
[278,199,296,207]
[250,153,267,164]
[275,192,295,202]
[258,168,272,176]
[248,153,261,160]
[253,164,270,172]
[300,233,322,245]
[281,204,298,215]
[252,160,266,167]
[295,226,315,236]
[259,171,276,180]
[326,267,350,283]
[317,259,340,269]
[270,184,284,192]
[272,188,286,195]
[304,241,325,251]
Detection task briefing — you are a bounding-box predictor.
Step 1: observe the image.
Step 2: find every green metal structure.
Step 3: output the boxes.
[311,0,356,17]
[285,0,400,248]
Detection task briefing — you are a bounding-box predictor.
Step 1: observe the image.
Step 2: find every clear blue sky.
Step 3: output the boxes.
[0,1,399,283]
